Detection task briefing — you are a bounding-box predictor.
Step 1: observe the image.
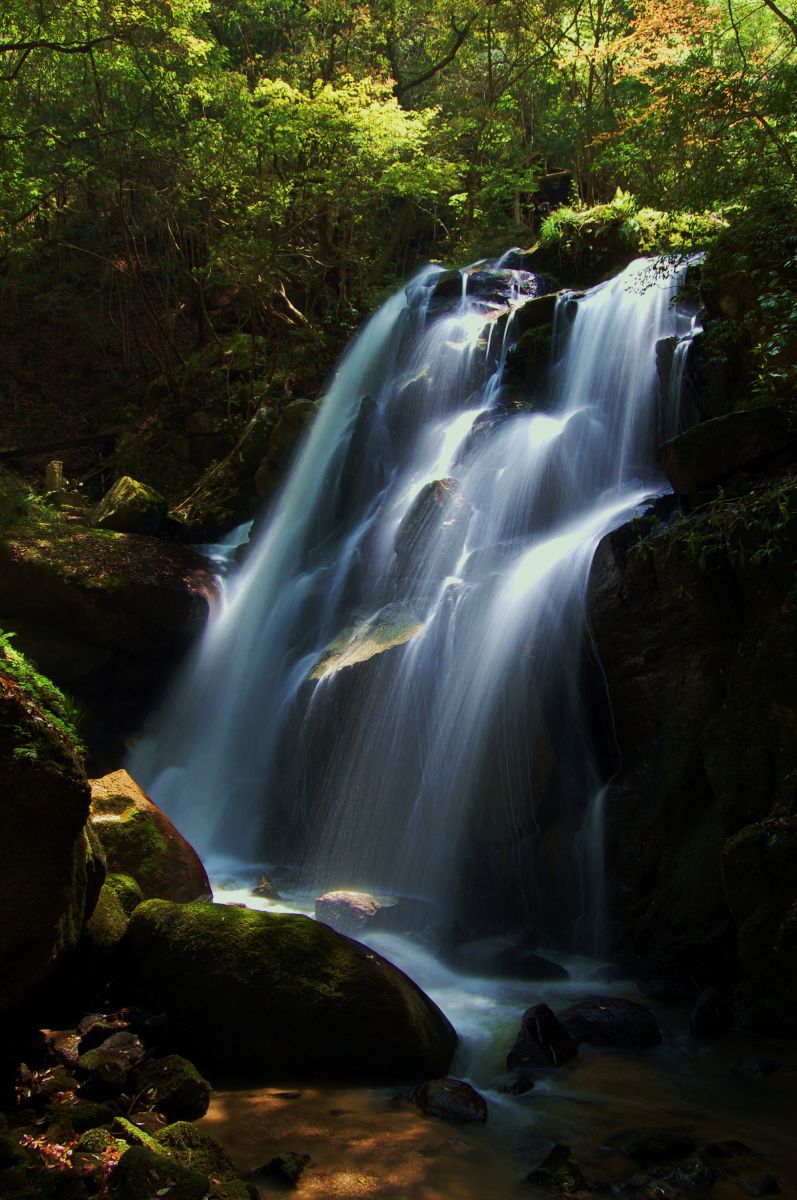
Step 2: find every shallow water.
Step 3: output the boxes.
[202,877,797,1198]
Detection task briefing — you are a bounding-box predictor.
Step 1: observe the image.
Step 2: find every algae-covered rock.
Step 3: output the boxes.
[123,900,458,1081]
[82,882,130,953]
[90,770,211,903]
[94,476,168,535]
[0,672,98,1012]
[134,1055,212,1121]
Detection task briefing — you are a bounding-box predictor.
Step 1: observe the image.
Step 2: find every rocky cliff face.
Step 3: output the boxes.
[588,436,797,1027]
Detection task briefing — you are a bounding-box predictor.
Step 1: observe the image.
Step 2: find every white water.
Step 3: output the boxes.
[131,256,698,950]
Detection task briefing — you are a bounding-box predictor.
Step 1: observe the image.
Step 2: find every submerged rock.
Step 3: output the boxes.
[90,769,211,903]
[258,1152,313,1187]
[393,478,470,587]
[412,1077,488,1123]
[315,890,438,936]
[123,900,457,1081]
[558,995,661,1048]
[506,1003,578,1069]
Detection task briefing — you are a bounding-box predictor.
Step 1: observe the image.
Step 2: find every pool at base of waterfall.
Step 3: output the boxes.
[204,876,797,1199]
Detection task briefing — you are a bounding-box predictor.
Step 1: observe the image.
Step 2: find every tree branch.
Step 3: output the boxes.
[395,17,475,98]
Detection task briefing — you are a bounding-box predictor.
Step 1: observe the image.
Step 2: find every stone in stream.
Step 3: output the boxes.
[741,1175,782,1197]
[506,1003,578,1069]
[132,1054,213,1121]
[251,873,282,900]
[526,1143,585,1193]
[123,899,457,1081]
[622,1127,697,1163]
[412,1077,488,1123]
[557,995,661,1048]
[258,1152,313,1187]
[314,889,438,936]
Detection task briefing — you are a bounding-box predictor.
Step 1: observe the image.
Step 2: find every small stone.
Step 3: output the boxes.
[666,1155,718,1192]
[412,1078,488,1123]
[702,1139,756,1159]
[258,1152,313,1187]
[503,1074,535,1095]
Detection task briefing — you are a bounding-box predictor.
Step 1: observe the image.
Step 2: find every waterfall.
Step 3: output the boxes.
[130,255,697,950]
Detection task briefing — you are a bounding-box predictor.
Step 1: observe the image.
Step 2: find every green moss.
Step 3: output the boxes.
[82,883,129,950]
[154,1123,235,1180]
[105,874,144,916]
[0,628,85,753]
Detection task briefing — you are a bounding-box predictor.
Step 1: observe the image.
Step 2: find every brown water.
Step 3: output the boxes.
[200,1026,797,1199]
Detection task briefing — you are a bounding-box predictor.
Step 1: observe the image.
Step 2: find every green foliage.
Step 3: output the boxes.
[0,627,86,754]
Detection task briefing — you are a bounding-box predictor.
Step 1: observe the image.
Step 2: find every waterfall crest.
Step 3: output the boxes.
[130,255,698,948]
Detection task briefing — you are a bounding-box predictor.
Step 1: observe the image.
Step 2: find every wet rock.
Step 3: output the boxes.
[77,1033,144,1100]
[90,770,212,903]
[258,1152,313,1187]
[658,407,797,496]
[526,1143,584,1193]
[393,478,470,586]
[123,900,458,1081]
[690,986,731,1036]
[309,604,423,681]
[741,1174,782,1196]
[0,673,96,1013]
[94,476,167,535]
[558,995,662,1048]
[104,873,144,916]
[77,1012,130,1050]
[133,1055,212,1121]
[46,1099,118,1132]
[500,1073,534,1095]
[81,882,130,954]
[702,1139,756,1159]
[315,889,439,936]
[251,874,282,900]
[506,1003,578,1069]
[448,933,568,981]
[622,1128,697,1163]
[637,979,700,1005]
[412,1077,488,1123]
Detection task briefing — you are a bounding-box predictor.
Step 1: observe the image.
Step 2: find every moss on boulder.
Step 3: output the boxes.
[154,1123,236,1180]
[105,873,144,916]
[90,770,211,903]
[94,477,167,535]
[123,900,457,1082]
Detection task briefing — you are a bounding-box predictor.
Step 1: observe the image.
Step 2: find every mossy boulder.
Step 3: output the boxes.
[81,882,130,953]
[109,1146,208,1200]
[105,873,144,916]
[94,477,168,535]
[90,770,211,903]
[154,1123,236,1180]
[0,672,100,1012]
[133,1055,212,1121]
[123,900,457,1082]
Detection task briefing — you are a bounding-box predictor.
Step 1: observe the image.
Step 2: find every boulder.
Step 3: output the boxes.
[506,1003,578,1069]
[154,1122,235,1179]
[94,477,167,535]
[0,673,99,1013]
[123,900,457,1081]
[412,1078,487,1123]
[109,1145,208,1200]
[558,995,661,1048]
[90,770,211,903]
[449,934,568,981]
[133,1055,212,1121]
[657,407,796,496]
[526,1143,585,1193]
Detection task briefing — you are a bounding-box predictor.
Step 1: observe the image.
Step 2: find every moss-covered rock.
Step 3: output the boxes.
[82,882,130,952]
[0,672,99,1012]
[154,1123,236,1180]
[94,477,167,535]
[109,1146,208,1200]
[123,900,457,1082]
[90,770,211,903]
[133,1056,212,1121]
[105,873,144,916]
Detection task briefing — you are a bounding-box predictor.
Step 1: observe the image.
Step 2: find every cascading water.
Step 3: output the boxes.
[130,254,698,951]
